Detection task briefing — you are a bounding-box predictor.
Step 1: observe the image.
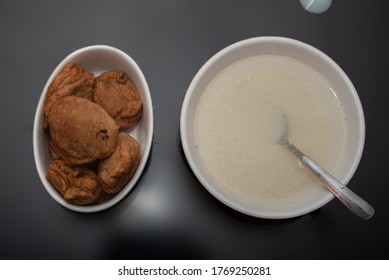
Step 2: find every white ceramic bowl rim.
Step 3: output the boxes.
[33,45,153,213]
[180,36,365,219]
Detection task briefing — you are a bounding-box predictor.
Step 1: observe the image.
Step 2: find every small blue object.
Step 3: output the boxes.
[300,0,332,14]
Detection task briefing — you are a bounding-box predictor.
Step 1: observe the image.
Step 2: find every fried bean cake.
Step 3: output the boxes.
[98,133,141,194]
[46,159,103,205]
[43,62,94,131]
[94,71,143,129]
[47,96,119,166]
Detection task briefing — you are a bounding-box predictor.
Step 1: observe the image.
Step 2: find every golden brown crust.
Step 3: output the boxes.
[94,71,143,129]
[43,64,144,206]
[48,139,61,160]
[98,133,140,194]
[47,96,119,166]
[46,160,103,205]
[43,62,94,131]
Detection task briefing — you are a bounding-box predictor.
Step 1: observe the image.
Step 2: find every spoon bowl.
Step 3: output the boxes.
[181,37,367,219]
[278,112,374,219]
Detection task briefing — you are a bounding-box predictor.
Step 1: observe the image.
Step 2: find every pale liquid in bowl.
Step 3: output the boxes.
[193,55,347,212]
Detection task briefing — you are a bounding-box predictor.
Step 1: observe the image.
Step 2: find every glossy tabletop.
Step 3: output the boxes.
[1,0,388,259]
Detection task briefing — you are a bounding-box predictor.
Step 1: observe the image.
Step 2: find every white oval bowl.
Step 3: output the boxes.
[180,37,365,219]
[33,45,153,213]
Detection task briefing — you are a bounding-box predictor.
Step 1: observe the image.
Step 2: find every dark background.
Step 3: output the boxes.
[1,0,388,259]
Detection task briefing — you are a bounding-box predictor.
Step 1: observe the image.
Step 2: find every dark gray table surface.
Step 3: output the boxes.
[1,0,388,259]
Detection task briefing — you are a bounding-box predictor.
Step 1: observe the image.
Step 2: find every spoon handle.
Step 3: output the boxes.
[289,144,375,219]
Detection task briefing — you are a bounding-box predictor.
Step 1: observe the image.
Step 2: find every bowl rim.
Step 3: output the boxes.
[33,44,154,213]
[180,36,365,219]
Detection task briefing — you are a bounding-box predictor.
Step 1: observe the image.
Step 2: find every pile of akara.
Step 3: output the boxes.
[43,62,142,205]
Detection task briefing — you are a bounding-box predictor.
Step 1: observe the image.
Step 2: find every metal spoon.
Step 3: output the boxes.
[278,113,374,219]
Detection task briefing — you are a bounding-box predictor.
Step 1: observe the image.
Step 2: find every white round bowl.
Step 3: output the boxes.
[33,45,153,213]
[180,37,365,219]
